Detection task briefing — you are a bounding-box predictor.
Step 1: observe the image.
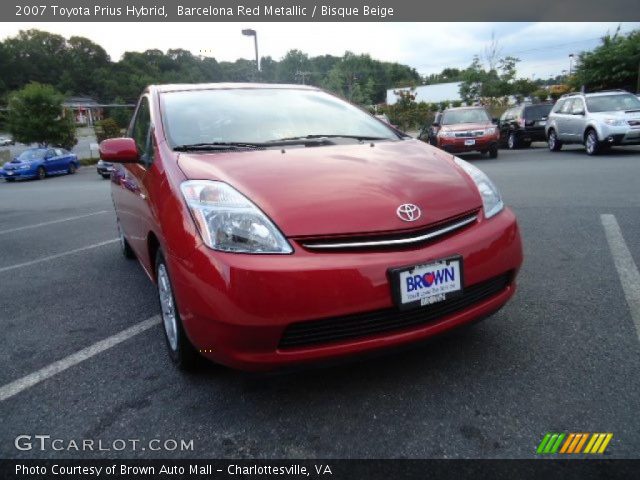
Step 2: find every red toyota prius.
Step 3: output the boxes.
[100,83,523,371]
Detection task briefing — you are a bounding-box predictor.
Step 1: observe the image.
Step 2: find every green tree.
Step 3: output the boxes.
[572,28,640,92]
[7,82,77,149]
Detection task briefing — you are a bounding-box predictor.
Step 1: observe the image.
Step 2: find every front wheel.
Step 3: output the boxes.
[156,250,199,370]
[5,178,15,182]
[488,145,499,158]
[67,163,77,174]
[584,130,601,155]
[548,130,562,152]
[37,166,46,180]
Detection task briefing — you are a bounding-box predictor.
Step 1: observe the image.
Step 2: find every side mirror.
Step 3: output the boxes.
[99,138,138,163]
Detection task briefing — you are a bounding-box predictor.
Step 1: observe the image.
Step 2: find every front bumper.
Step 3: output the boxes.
[438,135,499,153]
[167,208,523,371]
[599,125,640,145]
[1,169,37,179]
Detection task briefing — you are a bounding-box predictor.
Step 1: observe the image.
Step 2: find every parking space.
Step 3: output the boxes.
[1,145,640,458]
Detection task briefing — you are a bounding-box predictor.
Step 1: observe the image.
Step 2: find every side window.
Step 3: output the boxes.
[560,99,574,114]
[130,97,153,164]
[500,109,510,121]
[54,148,63,156]
[553,100,566,113]
[571,98,585,114]
[46,148,56,158]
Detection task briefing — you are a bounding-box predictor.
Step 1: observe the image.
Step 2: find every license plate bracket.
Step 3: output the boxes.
[388,255,464,311]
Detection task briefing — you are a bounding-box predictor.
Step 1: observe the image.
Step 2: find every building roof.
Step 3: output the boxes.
[386,82,462,105]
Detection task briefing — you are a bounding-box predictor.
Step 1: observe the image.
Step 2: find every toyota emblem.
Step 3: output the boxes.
[396,204,421,222]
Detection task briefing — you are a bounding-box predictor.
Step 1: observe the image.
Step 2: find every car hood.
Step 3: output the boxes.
[440,123,493,132]
[177,140,482,237]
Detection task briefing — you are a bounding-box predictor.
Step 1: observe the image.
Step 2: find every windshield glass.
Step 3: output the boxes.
[161,88,399,147]
[17,149,46,162]
[524,104,552,120]
[586,94,640,112]
[441,108,490,125]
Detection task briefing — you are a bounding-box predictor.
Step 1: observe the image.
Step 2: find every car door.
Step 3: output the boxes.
[566,97,586,140]
[54,148,70,172]
[498,109,512,142]
[554,99,575,141]
[43,148,60,174]
[115,96,155,262]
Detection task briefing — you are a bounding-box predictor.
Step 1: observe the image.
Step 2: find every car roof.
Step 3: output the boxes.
[442,106,487,112]
[152,83,320,94]
[563,89,632,98]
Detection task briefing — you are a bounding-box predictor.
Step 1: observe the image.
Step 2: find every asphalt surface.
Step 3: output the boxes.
[1,142,639,459]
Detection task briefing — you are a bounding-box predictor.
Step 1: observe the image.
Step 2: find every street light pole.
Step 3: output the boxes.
[568,53,574,77]
[241,29,259,74]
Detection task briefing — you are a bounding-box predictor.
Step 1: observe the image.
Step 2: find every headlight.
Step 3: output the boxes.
[180,180,293,254]
[19,164,30,170]
[604,118,626,126]
[453,157,504,219]
[484,127,496,135]
[97,160,104,166]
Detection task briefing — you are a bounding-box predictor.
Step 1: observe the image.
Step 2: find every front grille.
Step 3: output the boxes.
[454,130,485,138]
[300,211,479,251]
[278,273,511,349]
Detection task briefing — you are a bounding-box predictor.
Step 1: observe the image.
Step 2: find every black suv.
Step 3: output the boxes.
[498,103,553,149]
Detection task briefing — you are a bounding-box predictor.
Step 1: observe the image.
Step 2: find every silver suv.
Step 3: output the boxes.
[545,90,640,155]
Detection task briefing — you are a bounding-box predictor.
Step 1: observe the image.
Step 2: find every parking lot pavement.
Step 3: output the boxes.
[1,145,639,459]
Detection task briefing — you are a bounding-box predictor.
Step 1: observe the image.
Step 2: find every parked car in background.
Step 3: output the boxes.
[499,103,553,149]
[0,147,79,181]
[546,90,640,155]
[424,107,499,158]
[96,159,115,179]
[0,136,15,146]
[99,83,522,372]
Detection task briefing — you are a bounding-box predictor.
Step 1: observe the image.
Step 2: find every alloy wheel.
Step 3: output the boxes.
[158,263,178,352]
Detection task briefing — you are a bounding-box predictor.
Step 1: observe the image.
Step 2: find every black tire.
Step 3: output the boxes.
[117,220,136,259]
[67,163,77,175]
[155,250,199,371]
[584,129,601,156]
[547,129,562,151]
[488,145,498,158]
[521,140,532,149]
[5,178,15,182]
[101,174,110,179]
[507,132,518,150]
[37,166,46,180]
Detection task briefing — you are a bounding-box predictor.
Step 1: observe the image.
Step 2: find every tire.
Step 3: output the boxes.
[489,145,498,158]
[5,178,15,182]
[507,132,518,150]
[37,166,46,180]
[584,129,601,155]
[155,250,199,371]
[521,140,532,149]
[117,220,136,259]
[67,163,77,174]
[547,129,562,152]
[101,174,110,179]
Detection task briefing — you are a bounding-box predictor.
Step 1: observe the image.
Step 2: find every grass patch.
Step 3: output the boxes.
[78,158,99,166]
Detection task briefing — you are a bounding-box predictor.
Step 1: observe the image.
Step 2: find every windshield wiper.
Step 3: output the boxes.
[173,142,265,151]
[269,134,390,142]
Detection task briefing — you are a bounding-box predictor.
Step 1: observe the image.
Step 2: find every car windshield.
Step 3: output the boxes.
[17,149,46,162]
[161,88,399,147]
[441,108,490,125]
[524,104,552,121]
[586,94,640,112]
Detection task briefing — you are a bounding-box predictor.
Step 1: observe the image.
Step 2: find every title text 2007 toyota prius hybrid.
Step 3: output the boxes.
[100,84,523,371]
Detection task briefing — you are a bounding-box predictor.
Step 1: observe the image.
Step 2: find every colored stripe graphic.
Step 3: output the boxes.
[538,433,613,454]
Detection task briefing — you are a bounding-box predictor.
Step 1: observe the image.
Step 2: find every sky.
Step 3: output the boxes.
[1,22,638,80]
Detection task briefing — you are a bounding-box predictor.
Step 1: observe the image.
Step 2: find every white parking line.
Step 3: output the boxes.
[601,214,640,341]
[0,316,160,402]
[0,211,110,235]
[0,239,118,274]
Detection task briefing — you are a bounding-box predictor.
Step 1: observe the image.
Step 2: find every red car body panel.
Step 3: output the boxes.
[177,142,482,237]
[108,84,523,371]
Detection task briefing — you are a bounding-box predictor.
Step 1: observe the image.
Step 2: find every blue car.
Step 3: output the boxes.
[1,147,79,182]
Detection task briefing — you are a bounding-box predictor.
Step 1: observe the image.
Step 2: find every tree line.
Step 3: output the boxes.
[0,29,422,105]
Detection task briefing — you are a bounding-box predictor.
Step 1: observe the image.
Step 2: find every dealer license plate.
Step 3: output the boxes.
[391,256,463,310]
[464,139,475,146]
